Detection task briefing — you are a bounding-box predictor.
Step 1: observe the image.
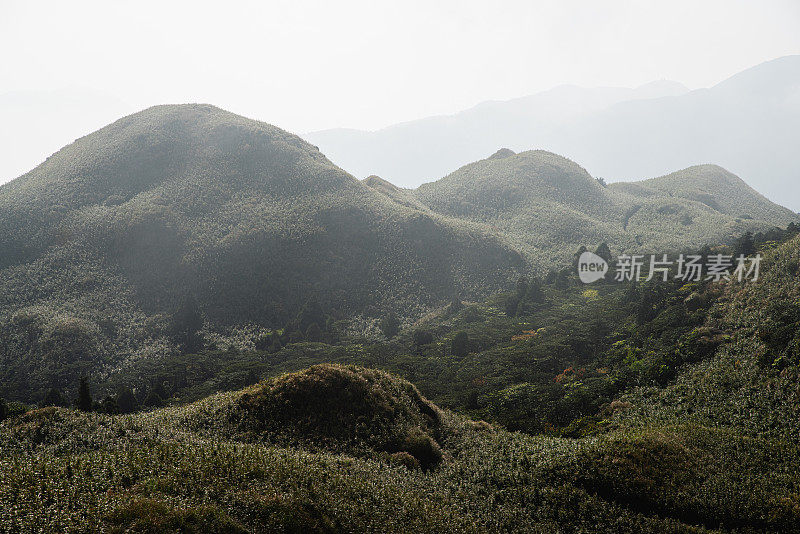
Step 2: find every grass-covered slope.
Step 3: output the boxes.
[0,104,524,400]
[3,365,800,532]
[416,150,798,270]
[622,234,800,442]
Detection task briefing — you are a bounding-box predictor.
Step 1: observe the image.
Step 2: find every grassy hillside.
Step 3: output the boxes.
[0,104,523,401]
[3,365,800,532]
[415,150,798,270]
[2,219,800,531]
[622,233,800,443]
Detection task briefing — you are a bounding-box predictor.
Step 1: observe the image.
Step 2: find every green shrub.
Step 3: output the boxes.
[400,428,442,471]
[451,332,469,357]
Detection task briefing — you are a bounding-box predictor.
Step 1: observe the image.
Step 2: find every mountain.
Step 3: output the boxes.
[0,104,523,397]
[414,149,799,270]
[306,56,800,211]
[1,103,795,402]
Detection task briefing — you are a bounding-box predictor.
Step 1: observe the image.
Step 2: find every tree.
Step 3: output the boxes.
[735,232,756,258]
[77,377,93,412]
[555,269,571,289]
[305,322,324,342]
[42,388,66,407]
[254,334,272,351]
[446,298,464,316]
[143,390,164,408]
[412,329,434,346]
[102,396,119,414]
[380,313,400,339]
[170,296,204,353]
[296,299,326,333]
[526,277,544,303]
[573,246,588,271]
[594,242,613,264]
[515,277,529,299]
[0,397,8,422]
[116,387,139,414]
[452,331,470,357]
[504,296,519,317]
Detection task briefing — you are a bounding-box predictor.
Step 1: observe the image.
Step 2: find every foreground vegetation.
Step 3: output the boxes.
[3,365,800,532]
[2,229,800,531]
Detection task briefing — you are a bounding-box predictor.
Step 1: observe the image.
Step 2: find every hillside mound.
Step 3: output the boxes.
[230,364,444,469]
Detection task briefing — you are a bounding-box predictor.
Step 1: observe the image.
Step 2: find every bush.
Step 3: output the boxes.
[380,313,400,339]
[412,329,434,346]
[388,451,421,470]
[451,332,470,357]
[400,428,442,471]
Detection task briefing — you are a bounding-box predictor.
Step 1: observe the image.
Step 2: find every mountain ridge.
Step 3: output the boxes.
[305,56,800,211]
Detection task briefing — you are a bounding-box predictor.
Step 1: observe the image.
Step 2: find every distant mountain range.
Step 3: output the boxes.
[306,56,800,211]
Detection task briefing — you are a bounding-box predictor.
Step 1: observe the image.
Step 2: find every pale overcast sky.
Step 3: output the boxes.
[2,0,799,183]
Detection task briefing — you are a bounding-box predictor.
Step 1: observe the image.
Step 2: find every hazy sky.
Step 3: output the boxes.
[2,0,799,183]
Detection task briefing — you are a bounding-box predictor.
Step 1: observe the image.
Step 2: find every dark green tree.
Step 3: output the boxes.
[573,246,589,270]
[515,277,529,299]
[102,396,119,414]
[116,387,139,414]
[296,299,326,333]
[305,322,324,342]
[504,296,519,317]
[412,329,434,346]
[0,397,7,422]
[254,333,272,351]
[170,296,204,353]
[380,313,401,339]
[452,331,470,357]
[77,377,92,412]
[594,242,613,264]
[735,231,756,258]
[143,390,164,408]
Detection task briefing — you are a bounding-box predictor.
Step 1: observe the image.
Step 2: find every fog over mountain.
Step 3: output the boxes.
[306,56,800,211]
